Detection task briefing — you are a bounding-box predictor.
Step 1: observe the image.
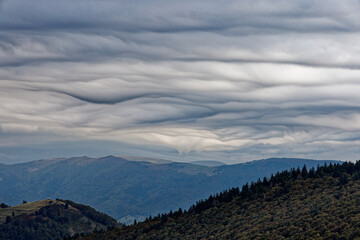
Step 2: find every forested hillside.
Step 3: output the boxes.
[0,199,117,240]
[76,161,360,240]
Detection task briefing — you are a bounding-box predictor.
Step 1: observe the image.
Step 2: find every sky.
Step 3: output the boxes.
[1,0,360,164]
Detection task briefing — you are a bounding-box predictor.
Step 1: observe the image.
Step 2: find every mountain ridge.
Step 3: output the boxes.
[189,160,225,166]
[0,156,341,224]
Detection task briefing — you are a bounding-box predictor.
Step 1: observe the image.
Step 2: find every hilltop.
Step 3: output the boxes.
[76,161,360,239]
[0,199,117,240]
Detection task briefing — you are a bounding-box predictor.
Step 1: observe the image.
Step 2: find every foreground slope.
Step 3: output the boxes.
[0,199,117,240]
[0,156,338,222]
[77,161,360,240]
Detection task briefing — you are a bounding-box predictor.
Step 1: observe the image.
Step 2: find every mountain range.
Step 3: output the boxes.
[0,156,339,223]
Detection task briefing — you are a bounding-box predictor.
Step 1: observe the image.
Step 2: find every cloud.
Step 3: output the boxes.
[1,0,360,163]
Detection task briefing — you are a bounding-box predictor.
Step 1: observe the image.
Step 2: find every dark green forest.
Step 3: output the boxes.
[76,161,360,240]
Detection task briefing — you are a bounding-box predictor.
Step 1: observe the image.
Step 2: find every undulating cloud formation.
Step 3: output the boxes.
[1,0,360,163]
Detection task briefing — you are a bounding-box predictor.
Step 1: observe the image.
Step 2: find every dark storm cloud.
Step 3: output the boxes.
[1,0,360,163]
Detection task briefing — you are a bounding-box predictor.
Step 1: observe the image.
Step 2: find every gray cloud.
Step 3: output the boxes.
[1,0,360,163]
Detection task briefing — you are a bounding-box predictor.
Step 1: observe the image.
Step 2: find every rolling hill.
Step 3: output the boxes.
[75,161,360,240]
[0,199,117,240]
[0,156,339,223]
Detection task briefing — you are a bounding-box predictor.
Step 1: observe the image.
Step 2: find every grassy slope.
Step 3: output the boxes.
[78,165,360,240]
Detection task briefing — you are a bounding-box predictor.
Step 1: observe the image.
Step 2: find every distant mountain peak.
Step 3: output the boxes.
[113,155,173,164]
[189,160,225,167]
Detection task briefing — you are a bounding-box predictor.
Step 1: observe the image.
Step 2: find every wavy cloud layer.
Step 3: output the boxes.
[1,0,360,163]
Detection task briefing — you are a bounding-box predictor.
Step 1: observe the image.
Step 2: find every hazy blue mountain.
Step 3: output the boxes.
[0,156,340,223]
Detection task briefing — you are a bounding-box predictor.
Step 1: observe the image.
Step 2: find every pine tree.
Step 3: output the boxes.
[301,165,308,178]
